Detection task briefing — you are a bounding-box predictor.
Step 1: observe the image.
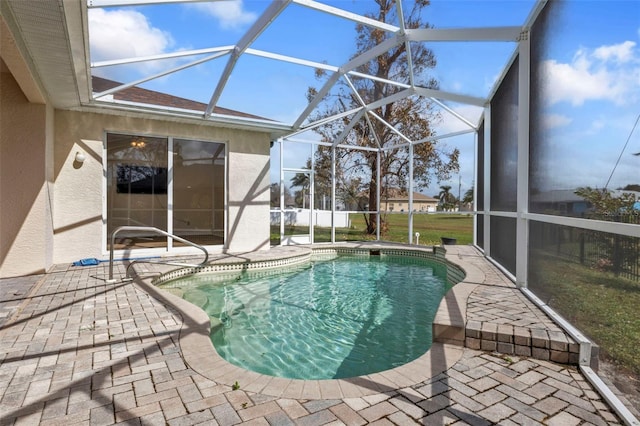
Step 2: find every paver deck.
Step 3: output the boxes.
[0,244,634,425]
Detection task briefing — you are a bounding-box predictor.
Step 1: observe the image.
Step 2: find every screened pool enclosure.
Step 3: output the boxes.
[89,0,638,377]
[5,0,638,419]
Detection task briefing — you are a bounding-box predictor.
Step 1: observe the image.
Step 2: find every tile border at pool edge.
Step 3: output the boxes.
[135,245,468,399]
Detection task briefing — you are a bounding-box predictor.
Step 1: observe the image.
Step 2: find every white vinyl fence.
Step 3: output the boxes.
[270,209,351,228]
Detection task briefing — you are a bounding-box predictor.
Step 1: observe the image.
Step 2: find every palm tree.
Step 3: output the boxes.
[438,185,456,211]
[462,186,474,206]
[290,167,310,209]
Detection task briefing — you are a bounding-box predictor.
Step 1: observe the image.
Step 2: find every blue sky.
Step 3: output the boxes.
[89,0,640,198]
[532,1,640,193]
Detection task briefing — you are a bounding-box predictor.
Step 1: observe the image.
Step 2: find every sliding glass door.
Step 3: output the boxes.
[106,133,225,251]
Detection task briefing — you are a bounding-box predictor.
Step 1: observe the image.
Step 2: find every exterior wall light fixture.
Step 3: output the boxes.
[75,151,86,163]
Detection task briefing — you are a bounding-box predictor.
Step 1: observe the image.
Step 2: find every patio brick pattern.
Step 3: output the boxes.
[0,245,629,425]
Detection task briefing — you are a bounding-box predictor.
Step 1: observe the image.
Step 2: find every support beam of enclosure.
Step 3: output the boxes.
[516,34,530,288]
[245,48,339,72]
[204,0,291,117]
[483,105,492,254]
[348,71,411,90]
[289,108,362,138]
[247,49,413,94]
[408,143,414,243]
[331,147,336,243]
[279,138,285,245]
[430,98,478,129]
[413,128,476,146]
[365,88,414,112]
[343,75,369,109]
[93,51,230,100]
[332,110,366,147]
[364,112,383,149]
[376,150,381,240]
[293,34,404,129]
[368,111,413,145]
[395,0,415,88]
[406,26,522,42]
[91,46,234,68]
[293,72,342,129]
[293,0,399,33]
[414,87,486,107]
[87,0,213,7]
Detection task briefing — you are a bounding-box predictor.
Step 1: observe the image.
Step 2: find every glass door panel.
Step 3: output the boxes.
[106,134,168,250]
[172,139,225,246]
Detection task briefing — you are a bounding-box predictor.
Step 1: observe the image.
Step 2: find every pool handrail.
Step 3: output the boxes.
[108,226,209,283]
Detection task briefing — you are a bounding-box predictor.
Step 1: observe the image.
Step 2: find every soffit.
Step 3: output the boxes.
[2,0,83,109]
[0,13,45,104]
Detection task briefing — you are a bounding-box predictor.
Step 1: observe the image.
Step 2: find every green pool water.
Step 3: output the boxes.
[167,255,451,380]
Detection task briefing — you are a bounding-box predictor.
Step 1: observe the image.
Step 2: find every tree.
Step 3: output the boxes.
[462,185,474,206]
[621,184,640,192]
[270,182,293,208]
[574,187,638,275]
[308,0,459,235]
[574,187,636,215]
[270,183,280,208]
[438,185,456,211]
[312,147,336,210]
[290,170,310,208]
[290,153,336,210]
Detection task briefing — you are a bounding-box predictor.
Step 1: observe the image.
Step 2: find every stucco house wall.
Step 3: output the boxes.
[0,63,54,278]
[1,71,272,278]
[53,110,272,265]
[1,9,274,278]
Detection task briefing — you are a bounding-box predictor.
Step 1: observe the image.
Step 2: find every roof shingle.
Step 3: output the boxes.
[92,76,270,121]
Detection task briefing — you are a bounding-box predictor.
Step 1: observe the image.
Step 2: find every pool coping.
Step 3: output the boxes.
[132,243,475,399]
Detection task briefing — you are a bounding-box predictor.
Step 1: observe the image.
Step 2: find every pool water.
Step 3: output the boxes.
[173,255,450,380]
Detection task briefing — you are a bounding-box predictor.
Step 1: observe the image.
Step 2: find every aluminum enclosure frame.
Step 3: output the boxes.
[6,0,637,422]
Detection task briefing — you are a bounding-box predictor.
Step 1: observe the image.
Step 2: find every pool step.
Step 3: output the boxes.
[431,282,597,367]
[432,313,586,366]
[463,322,581,364]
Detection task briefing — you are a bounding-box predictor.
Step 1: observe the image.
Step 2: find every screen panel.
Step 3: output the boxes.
[528,220,640,379]
[490,57,519,212]
[490,216,516,274]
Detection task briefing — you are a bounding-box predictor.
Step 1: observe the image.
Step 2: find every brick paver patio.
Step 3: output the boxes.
[0,245,632,425]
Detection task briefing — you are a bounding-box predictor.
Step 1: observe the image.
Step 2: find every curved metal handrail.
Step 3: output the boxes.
[108,226,209,282]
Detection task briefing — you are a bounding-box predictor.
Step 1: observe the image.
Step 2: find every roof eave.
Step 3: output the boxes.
[80,100,292,138]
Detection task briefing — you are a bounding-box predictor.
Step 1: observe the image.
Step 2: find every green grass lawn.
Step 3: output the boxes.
[271,212,474,246]
[529,252,640,376]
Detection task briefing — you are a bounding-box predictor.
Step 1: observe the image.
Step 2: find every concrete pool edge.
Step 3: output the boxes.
[134,243,469,399]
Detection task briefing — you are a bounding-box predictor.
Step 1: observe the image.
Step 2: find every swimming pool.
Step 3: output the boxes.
[162,252,451,380]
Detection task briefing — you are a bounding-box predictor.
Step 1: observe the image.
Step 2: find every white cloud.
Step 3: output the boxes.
[593,40,636,63]
[189,1,256,30]
[89,9,174,64]
[543,113,572,129]
[542,41,640,106]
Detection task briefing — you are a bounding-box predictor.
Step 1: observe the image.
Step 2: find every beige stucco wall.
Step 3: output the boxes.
[385,200,437,211]
[0,68,53,278]
[53,110,271,265]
